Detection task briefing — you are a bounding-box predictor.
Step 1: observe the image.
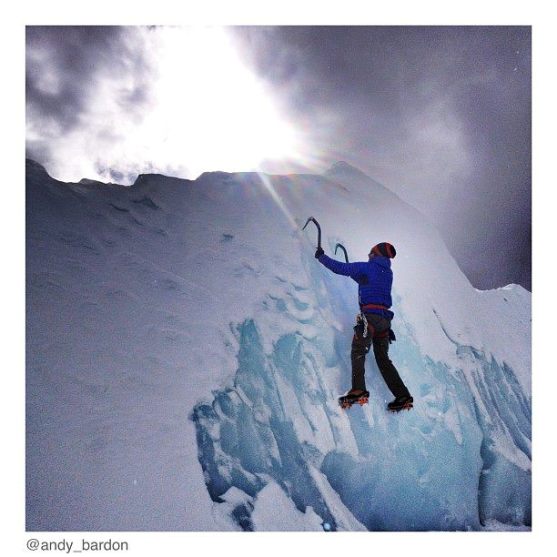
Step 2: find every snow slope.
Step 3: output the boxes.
[26,158,531,531]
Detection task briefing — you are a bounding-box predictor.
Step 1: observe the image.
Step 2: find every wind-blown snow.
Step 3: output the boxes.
[26,158,530,531]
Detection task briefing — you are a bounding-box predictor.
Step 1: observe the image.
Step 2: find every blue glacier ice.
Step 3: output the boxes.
[192,307,530,530]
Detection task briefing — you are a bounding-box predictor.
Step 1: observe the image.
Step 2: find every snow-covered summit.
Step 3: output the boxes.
[26,159,530,531]
[327,160,360,173]
[325,160,414,210]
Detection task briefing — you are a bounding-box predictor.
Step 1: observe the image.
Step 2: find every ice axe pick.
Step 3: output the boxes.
[302,217,322,249]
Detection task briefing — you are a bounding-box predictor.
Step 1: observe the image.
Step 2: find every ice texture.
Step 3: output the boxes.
[26,159,531,530]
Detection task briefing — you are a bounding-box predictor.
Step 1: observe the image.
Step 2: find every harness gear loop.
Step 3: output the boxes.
[356,313,372,338]
[361,313,368,338]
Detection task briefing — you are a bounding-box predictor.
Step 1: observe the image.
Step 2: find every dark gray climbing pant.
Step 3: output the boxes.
[351,313,411,398]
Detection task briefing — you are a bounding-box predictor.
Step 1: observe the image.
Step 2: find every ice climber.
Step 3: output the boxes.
[315,242,413,411]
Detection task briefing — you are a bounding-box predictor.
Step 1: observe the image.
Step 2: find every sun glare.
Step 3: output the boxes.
[139,27,301,177]
[28,27,308,184]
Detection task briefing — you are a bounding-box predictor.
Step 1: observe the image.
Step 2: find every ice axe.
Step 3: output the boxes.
[302,216,322,249]
[335,243,349,263]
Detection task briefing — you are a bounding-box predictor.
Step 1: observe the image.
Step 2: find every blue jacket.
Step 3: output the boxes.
[318,254,394,319]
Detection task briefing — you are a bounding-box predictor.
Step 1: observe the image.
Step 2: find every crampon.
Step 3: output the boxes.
[387,396,414,412]
[338,390,369,410]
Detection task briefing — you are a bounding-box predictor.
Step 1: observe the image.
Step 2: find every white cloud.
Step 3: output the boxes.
[27,27,311,184]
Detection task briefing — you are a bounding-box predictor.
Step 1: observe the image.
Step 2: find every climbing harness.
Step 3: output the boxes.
[355,313,396,343]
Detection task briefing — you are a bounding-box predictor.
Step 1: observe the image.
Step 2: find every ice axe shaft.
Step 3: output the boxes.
[302,217,321,249]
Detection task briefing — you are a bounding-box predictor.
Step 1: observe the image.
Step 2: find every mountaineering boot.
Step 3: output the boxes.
[387,395,413,412]
[339,389,370,410]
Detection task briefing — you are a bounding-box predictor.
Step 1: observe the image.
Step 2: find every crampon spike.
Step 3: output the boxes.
[389,402,413,413]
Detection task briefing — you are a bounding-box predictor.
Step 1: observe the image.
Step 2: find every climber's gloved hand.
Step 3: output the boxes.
[315,247,324,258]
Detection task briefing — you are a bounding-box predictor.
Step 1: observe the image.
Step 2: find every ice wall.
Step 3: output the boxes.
[192,295,530,530]
[26,159,531,531]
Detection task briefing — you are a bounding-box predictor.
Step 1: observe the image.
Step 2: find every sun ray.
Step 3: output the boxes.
[256,171,299,232]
